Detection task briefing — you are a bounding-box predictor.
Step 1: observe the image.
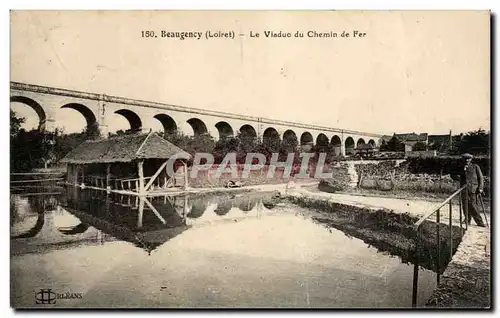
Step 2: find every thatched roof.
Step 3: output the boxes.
[60,132,190,164]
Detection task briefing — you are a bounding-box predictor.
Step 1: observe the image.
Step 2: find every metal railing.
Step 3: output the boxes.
[411,185,468,307]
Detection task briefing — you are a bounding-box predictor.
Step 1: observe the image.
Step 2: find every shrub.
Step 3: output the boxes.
[355,160,396,178]
[407,156,490,176]
[318,179,349,193]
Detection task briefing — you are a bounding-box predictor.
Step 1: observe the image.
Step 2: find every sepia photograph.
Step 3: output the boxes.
[9,9,491,309]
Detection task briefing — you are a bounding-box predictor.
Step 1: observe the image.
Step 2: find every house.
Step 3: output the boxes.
[60,131,191,195]
[428,133,453,151]
[380,132,428,151]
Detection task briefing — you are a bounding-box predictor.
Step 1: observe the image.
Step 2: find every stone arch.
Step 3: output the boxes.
[114,109,142,132]
[330,135,342,156]
[300,132,314,145]
[282,129,298,151]
[331,135,341,146]
[215,121,234,139]
[368,139,376,147]
[154,114,177,135]
[61,103,98,132]
[283,129,297,141]
[187,118,208,136]
[10,96,47,131]
[345,137,355,155]
[239,124,257,139]
[263,127,280,148]
[316,133,329,151]
[357,138,366,148]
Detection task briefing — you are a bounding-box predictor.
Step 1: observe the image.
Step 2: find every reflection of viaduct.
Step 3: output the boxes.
[11,82,384,156]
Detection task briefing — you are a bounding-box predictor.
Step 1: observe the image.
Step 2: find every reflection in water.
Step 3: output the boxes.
[187,198,207,219]
[58,223,90,235]
[11,187,437,308]
[11,211,45,239]
[63,190,188,255]
[214,200,232,216]
[237,198,256,212]
[11,188,279,255]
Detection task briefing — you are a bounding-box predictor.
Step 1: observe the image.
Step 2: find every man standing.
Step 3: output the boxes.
[460,153,486,227]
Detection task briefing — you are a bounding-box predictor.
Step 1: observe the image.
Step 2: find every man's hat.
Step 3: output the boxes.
[462,153,473,159]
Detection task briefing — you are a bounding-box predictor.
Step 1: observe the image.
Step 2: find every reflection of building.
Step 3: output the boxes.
[63,188,190,254]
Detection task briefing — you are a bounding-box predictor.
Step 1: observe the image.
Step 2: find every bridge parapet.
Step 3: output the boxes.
[11,81,384,139]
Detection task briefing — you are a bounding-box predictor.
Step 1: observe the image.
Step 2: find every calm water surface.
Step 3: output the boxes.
[10,188,437,308]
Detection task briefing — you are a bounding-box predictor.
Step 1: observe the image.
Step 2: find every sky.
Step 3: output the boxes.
[10,10,491,135]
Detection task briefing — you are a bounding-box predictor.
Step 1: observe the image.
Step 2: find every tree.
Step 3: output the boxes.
[10,110,25,138]
[280,133,298,154]
[11,129,48,172]
[452,128,489,155]
[380,136,405,152]
[84,122,101,140]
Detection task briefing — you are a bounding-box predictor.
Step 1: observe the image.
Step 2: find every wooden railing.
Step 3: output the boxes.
[78,174,176,193]
[411,185,468,307]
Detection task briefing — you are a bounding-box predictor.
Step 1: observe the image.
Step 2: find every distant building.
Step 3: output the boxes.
[428,132,453,151]
[380,132,428,151]
[355,143,377,158]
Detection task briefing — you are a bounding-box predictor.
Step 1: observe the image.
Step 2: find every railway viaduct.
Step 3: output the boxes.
[11,82,384,156]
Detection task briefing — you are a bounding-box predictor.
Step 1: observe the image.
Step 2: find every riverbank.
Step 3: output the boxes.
[425,223,491,308]
[287,185,491,309]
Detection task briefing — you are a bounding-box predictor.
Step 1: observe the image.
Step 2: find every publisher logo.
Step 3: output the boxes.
[34,288,83,305]
[35,289,56,304]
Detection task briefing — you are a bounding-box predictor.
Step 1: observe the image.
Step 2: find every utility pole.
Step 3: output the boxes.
[449,129,452,151]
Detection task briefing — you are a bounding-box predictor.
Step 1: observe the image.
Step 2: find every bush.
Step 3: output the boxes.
[318,179,349,193]
[317,165,351,193]
[407,156,490,176]
[355,161,396,178]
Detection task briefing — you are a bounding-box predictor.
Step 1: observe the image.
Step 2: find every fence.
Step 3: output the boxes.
[10,172,65,195]
[411,185,468,307]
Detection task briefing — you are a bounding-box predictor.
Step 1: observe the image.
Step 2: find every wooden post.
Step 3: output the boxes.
[67,165,72,183]
[106,164,111,189]
[144,198,166,224]
[138,160,145,195]
[137,198,144,229]
[76,166,79,185]
[144,160,170,191]
[183,161,189,190]
[183,195,188,218]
